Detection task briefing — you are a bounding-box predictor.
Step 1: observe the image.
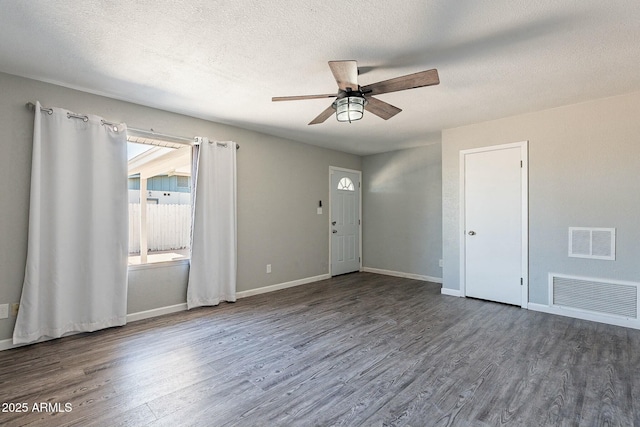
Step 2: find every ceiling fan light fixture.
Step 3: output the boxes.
[334,95,366,123]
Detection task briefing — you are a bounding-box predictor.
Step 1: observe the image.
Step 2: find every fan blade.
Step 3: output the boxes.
[362,69,439,96]
[365,96,402,120]
[328,60,359,91]
[309,104,335,125]
[272,94,337,102]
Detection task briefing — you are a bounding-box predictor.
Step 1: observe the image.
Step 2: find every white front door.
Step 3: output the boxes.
[330,168,361,276]
[461,142,528,307]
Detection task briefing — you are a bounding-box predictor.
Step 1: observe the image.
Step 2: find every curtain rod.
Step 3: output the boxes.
[25,102,239,149]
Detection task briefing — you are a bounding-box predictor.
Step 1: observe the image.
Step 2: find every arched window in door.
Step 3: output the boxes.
[337,177,355,191]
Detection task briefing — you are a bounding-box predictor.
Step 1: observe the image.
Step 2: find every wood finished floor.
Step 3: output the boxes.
[1,272,639,426]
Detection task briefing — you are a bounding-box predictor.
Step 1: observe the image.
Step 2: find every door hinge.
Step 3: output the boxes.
[359,219,361,225]
[520,277,523,286]
[520,160,523,168]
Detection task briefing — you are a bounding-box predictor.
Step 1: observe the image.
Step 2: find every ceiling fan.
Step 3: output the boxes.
[272,60,439,125]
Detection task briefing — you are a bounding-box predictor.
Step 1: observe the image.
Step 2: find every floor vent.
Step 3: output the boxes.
[550,273,638,319]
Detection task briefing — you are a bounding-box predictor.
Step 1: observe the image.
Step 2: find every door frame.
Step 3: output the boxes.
[329,166,362,276]
[459,141,529,308]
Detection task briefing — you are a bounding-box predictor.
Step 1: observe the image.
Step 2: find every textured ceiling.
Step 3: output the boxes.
[1,1,640,155]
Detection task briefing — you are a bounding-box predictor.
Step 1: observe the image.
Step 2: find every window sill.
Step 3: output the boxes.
[128,258,190,271]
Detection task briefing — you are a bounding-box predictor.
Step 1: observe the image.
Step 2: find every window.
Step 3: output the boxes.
[176,175,190,189]
[127,139,192,266]
[337,177,355,191]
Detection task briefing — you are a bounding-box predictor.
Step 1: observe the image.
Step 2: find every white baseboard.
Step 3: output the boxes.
[0,338,23,352]
[440,287,462,297]
[362,267,443,284]
[0,274,332,352]
[127,274,332,321]
[0,307,184,352]
[0,331,82,352]
[528,302,640,330]
[126,303,188,323]
[236,274,331,299]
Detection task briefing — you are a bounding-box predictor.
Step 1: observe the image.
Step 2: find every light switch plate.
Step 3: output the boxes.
[0,304,8,319]
[317,207,323,215]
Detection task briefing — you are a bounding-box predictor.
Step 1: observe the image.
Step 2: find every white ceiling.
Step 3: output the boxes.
[2,1,640,155]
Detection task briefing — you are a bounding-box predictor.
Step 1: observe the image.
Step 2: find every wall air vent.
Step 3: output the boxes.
[568,227,615,260]
[550,273,638,319]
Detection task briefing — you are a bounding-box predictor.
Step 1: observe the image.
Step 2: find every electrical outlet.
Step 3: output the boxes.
[0,304,8,319]
[11,303,19,317]
[266,264,272,273]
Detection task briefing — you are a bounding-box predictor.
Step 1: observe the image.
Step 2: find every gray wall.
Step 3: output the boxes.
[0,72,361,342]
[362,144,443,279]
[442,91,640,304]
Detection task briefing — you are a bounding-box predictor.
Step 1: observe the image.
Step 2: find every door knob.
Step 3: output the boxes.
[468,231,476,236]
[332,230,337,234]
